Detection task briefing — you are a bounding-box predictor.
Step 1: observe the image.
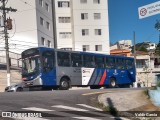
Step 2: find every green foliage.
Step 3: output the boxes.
[105,106,118,117]
[97,102,118,117]
[157,81,160,87]
[144,89,149,96]
[131,42,149,53]
[155,43,160,56]
[138,46,148,52]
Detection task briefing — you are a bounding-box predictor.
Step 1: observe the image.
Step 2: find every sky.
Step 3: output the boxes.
[108,0,160,45]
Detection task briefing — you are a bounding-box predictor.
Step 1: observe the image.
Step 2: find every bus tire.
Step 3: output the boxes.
[109,78,116,88]
[59,78,70,90]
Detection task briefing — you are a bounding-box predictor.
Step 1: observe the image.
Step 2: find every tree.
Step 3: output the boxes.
[155,41,160,56]
[155,20,160,56]
[138,46,148,52]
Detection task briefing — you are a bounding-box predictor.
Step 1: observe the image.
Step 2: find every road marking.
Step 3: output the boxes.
[15,117,50,120]
[110,117,130,120]
[52,105,88,111]
[22,107,54,111]
[77,104,102,111]
[82,91,107,96]
[73,117,102,120]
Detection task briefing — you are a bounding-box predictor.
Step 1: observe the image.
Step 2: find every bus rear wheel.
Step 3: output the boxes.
[59,78,70,90]
[109,78,116,88]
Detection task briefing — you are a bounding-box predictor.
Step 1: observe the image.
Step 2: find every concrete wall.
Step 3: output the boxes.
[0,70,21,92]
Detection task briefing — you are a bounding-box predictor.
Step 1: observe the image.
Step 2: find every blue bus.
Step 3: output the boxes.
[21,47,136,90]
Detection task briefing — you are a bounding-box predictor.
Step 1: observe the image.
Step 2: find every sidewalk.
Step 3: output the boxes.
[98,90,160,118]
[98,90,151,111]
[98,90,160,120]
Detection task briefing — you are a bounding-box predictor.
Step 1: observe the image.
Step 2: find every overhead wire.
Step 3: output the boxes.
[18,0,52,21]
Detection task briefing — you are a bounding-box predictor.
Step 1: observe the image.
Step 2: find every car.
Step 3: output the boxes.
[5,82,24,92]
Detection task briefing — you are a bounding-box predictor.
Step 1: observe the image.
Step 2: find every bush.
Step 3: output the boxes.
[157,81,160,87]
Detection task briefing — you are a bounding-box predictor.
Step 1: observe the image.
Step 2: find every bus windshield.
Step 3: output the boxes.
[22,55,40,76]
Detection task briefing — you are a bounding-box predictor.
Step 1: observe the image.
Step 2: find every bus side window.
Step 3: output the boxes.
[57,52,70,67]
[95,56,105,68]
[126,59,134,69]
[71,53,82,67]
[83,55,95,68]
[116,58,126,69]
[106,57,115,69]
[42,51,54,72]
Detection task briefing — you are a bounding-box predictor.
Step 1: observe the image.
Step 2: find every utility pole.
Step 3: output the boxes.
[51,0,57,49]
[0,0,17,86]
[133,31,137,88]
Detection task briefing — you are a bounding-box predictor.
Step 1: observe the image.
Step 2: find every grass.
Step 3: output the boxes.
[157,81,160,87]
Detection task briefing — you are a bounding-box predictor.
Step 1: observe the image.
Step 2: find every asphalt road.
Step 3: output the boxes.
[0,88,139,120]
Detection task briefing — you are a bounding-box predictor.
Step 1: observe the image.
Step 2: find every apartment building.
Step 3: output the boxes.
[0,0,52,54]
[0,0,109,54]
[110,40,132,51]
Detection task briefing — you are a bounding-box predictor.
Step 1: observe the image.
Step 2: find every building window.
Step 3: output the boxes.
[82,29,89,36]
[95,45,102,51]
[61,48,72,51]
[59,32,72,39]
[39,0,43,7]
[83,45,89,51]
[41,37,45,46]
[59,17,71,23]
[94,13,101,19]
[46,22,50,30]
[45,3,49,12]
[40,17,44,26]
[81,13,88,20]
[93,0,100,4]
[47,40,51,47]
[80,0,87,4]
[95,29,102,35]
[58,1,70,8]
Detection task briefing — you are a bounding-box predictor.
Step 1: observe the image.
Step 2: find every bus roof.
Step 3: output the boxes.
[22,47,134,60]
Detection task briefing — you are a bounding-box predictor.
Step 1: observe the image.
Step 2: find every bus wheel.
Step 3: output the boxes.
[59,78,70,90]
[109,78,116,88]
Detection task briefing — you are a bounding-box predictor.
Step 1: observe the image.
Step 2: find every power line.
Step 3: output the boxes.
[0,0,17,86]
[9,39,38,44]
